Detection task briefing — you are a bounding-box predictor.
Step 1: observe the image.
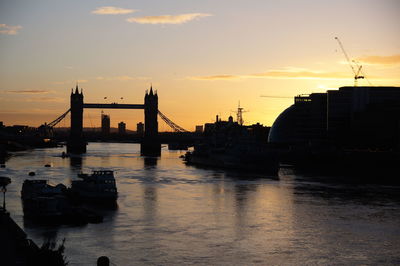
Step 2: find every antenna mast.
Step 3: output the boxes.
[236,101,247,126]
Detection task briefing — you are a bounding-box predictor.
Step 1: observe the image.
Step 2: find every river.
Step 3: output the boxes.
[2,143,400,265]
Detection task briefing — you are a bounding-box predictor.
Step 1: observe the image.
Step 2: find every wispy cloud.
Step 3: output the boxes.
[5,90,52,94]
[52,80,88,85]
[0,24,22,35]
[0,109,60,114]
[189,68,351,81]
[24,97,65,103]
[357,55,400,65]
[250,69,349,79]
[96,76,134,81]
[95,76,149,81]
[126,13,211,25]
[189,75,240,81]
[260,95,293,99]
[92,6,136,15]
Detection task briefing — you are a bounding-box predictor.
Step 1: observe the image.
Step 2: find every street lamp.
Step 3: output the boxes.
[0,176,11,212]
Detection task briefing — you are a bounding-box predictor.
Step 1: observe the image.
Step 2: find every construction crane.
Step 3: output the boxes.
[335,37,365,87]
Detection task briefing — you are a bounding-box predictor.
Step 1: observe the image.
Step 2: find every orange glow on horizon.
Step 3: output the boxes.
[1,1,399,130]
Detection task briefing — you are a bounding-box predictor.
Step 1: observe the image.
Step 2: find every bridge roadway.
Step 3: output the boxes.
[83,103,145,109]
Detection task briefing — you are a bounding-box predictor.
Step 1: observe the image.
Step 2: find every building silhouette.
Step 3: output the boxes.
[268,86,400,150]
[101,113,110,136]
[67,85,86,153]
[136,122,144,136]
[195,125,203,133]
[141,87,161,156]
[118,122,126,135]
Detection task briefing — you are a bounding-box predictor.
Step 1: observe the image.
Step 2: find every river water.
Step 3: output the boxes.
[2,143,400,265]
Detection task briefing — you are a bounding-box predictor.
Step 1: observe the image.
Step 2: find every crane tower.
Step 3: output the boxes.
[335,37,364,87]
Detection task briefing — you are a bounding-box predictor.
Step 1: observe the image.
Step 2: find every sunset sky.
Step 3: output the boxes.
[1,0,399,131]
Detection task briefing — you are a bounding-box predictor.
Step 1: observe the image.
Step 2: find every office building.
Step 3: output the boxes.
[101,114,110,135]
[118,122,126,135]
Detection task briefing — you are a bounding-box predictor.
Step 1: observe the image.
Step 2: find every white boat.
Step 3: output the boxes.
[71,170,118,201]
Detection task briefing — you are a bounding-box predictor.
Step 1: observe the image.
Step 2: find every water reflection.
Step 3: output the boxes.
[143,156,158,168]
[142,157,158,225]
[233,183,258,237]
[69,156,82,170]
[2,143,399,265]
[0,156,6,166]
[22,222,62,248]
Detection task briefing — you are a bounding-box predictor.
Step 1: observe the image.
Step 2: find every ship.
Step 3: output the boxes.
[183,114,279,175]
[70,170,118,202]
[21,179,103,224]
[184,142,279,174]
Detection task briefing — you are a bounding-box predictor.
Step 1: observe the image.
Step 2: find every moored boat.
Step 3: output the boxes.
[21,180,66,200]
[70,170,118,202]
[184,143,279,174]
[21,179,103,224]
[21,180,69,222]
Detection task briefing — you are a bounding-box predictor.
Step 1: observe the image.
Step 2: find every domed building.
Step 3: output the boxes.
[267,86,400,150]
[267,105,297,144]
[268,93,327,145]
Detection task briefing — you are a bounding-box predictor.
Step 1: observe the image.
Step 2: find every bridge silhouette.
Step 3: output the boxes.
[45,85,188,156]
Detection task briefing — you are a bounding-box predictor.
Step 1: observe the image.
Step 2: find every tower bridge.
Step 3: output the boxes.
[55,85,187,156]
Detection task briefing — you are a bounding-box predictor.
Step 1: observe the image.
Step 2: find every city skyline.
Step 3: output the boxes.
[1,0,400,130]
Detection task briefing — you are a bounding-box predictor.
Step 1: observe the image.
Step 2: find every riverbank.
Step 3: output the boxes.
[0,210,67,265]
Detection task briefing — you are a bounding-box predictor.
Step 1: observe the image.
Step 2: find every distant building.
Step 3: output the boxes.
[136,122,144,136]
[118,122,126,135]
[247,123,271,142]
[200,115,270,149]
[101,114,110,135]
[195,125,203,133]
[268,86,400,150]
[11,125,30,134]
[204,123,215,134]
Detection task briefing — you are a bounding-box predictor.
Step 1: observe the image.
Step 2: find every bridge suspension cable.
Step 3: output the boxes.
[43,108,188,132]
[47,109,71,128]
[158,110,189,133]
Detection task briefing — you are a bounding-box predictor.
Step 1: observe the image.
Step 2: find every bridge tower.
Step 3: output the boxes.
[67,85,87,153]
[141,86,161,156]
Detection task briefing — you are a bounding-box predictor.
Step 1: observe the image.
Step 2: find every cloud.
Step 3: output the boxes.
[189,75,240,81]
[0,109,59,114]
[5,90,52,94]
[189,69,351,81]
[95,76,149,81]
[250,70,349,79]
[357,55,400,65]
[260,95,293,99]
[126,13,211,25]
[25,97,65,103]
[92,6,136,15]
[52,79,88,85]
[0,24,22,35]
[96,75,134,81]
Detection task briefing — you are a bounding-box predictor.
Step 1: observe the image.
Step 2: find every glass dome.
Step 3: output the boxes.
[267,105,298,144]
